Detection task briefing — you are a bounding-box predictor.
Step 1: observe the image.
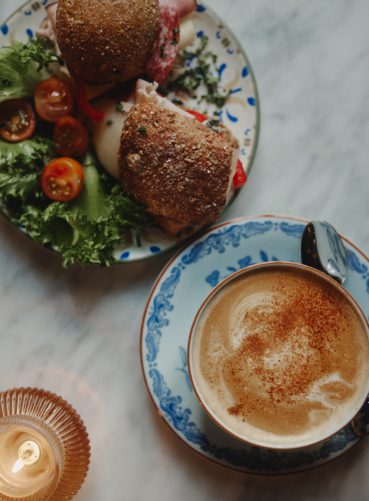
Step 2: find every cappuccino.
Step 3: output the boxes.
[190,265,369,448]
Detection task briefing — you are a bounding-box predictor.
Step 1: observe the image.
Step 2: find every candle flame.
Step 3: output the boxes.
[11,458,25,474]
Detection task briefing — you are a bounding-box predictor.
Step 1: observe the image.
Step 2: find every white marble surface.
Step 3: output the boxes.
[1,0,369,499]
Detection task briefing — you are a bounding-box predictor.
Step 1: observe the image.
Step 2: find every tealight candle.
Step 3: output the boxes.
[0,388,90,501]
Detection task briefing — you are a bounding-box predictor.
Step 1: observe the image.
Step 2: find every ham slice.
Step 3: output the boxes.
[37,2,57,41]
[135,79,194,119]
[177,0,197,18]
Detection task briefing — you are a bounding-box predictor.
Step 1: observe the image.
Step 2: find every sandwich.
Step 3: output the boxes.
[37,1,245,236]
[93,80,241,235]
[42,0,197,85]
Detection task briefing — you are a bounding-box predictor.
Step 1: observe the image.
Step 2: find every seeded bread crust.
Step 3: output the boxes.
[119,103,236,234]
[57,0,160,84]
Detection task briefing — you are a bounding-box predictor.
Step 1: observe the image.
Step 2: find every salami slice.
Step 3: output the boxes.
[146,0,180,84]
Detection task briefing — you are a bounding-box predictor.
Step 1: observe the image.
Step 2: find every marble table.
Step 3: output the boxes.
[1,0,369,499]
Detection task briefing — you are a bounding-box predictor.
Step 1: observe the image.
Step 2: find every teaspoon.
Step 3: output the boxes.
[300,221,347,284]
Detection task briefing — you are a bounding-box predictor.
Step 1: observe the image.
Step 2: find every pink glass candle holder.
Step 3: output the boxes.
[0,388,90,500]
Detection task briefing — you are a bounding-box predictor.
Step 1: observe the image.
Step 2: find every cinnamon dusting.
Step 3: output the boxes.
[197,268,369,438]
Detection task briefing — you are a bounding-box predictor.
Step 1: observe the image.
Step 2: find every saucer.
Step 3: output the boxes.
[140,215,369,474]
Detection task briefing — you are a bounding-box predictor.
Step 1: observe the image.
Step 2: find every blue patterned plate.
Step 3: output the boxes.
[141,215,369,474]
[0,1,259,263]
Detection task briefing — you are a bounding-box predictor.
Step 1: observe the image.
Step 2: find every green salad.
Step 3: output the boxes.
[0,38,149,266]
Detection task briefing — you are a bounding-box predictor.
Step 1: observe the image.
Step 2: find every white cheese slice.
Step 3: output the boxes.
[178,19,196,51]
[92,99,132,179]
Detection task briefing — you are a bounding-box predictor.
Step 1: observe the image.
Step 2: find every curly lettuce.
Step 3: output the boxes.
[0,38,149,266]
[19,156,149,266]
[0,137,52,200]
[0,139,149,266]
[0,37,59,102]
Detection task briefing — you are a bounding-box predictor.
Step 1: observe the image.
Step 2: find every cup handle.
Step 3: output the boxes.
[351,396,369,436]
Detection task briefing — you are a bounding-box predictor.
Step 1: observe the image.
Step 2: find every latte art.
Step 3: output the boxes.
[191,267,369,448]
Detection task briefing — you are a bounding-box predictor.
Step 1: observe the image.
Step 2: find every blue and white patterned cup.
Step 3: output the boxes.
[188,261,369,450]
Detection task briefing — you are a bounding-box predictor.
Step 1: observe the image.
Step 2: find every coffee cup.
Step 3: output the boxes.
[188,262,369,450]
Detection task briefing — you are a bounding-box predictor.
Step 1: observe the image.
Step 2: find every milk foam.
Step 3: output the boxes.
[191,267,369,448]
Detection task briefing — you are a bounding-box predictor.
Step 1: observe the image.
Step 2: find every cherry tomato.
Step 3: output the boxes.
[74,78,105,123]
[186,108,207,123]
[0,99,36,142]
[41,157,84,202]
[54,116,89,157]
[34,77,74,122]
[233,159,247,189]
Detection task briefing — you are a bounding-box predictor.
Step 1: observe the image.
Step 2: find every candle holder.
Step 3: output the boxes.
[0,388,90,501]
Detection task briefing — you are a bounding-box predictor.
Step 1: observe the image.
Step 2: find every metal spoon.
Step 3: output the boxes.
[301,221,347,284]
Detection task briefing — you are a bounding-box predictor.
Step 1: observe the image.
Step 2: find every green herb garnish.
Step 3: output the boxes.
[0,37,60,103]
[204,118,221,132]
[157,86,169,96]
[115,102,124,113]
[106,119,113,126]
[172,27,180,46]
[166,36,231,112]
[138,126,147,136]
[171,98,184,106]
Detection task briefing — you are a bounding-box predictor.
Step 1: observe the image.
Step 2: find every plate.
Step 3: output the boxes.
[140,215,369,474]
[0,1,260,263]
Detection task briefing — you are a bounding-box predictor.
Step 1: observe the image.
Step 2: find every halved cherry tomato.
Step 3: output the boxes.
[74,79,105,123]
[34,77,74,122]
[0,99,36,142]
[186,108,207,123]
[41,157,84,202]
[233,159,247,189]
[54,116,89,157]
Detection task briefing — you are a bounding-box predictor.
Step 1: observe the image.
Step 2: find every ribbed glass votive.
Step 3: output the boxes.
[0,388,90,501]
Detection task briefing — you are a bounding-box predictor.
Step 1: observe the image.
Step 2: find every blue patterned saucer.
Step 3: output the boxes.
[140,215,369,474]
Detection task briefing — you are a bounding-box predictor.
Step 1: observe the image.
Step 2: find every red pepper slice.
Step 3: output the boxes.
[186,109,207,123]
[233,159,247,189]
[74,78,105,123]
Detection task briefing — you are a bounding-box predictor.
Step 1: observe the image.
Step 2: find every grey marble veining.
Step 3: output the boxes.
[0,0,369,500]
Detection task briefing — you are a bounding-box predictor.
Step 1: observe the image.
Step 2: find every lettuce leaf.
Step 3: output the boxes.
[0,37,59,102]
[24,156,149,266]
[0,137,52,200]
[0,171,39,199]
[0,36,149,266]
[0,136,53,171]
[0,139,149,266]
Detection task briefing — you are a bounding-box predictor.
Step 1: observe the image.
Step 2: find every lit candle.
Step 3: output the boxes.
[0,388,90,501]
[12,440,41,473]
[0,425,58,498]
